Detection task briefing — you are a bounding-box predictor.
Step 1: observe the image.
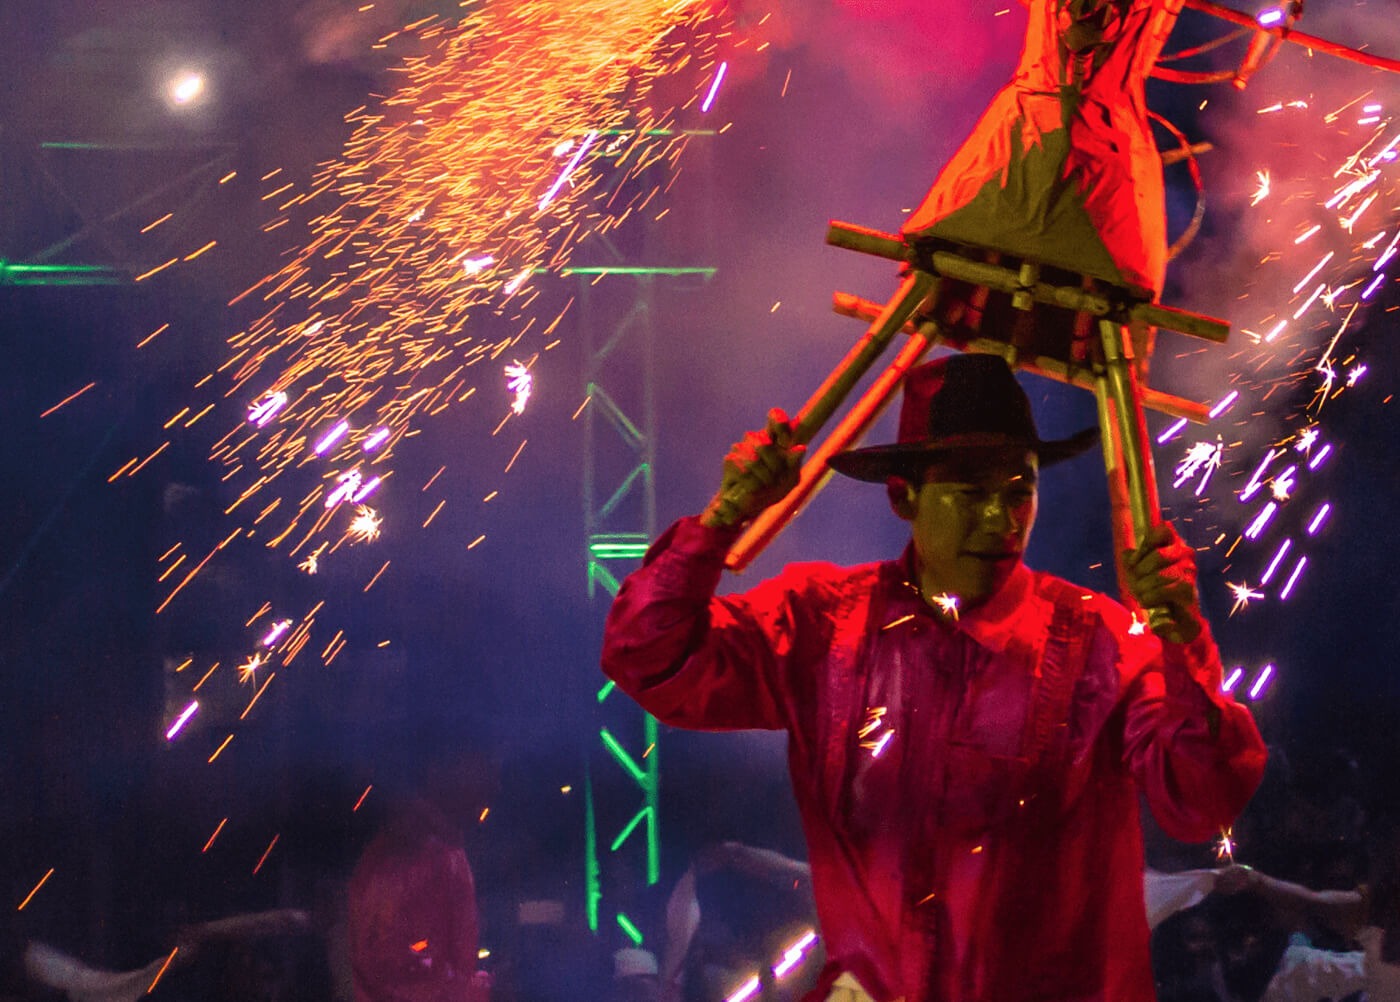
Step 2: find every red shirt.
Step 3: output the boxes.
[602,517,1266,1002]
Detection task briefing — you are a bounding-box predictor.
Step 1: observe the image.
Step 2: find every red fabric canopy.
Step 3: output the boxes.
[904,0,1181,298]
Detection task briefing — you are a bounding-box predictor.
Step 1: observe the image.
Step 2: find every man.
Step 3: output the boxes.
[601,353,1266,1002]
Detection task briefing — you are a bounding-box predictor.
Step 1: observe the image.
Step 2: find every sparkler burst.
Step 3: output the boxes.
[1215,827,1237,863]
[136,0,735,779]
[238,652,267,684]
[298,543,326,575]
[858,706,895,758]
[1226,581,1264,616]
[1161,90,1398,709]
[215,0,727,511]
[346,505,382,544]
[930,593,960,621]
[1173,437,1224,496]
[505,359,535,415]
[1250,169,1271,205]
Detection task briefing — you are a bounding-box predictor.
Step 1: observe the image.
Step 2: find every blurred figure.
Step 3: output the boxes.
[348,800,487,1002]
[1152,908,1227,1002]
[660,842,818,1002]
[1212,863,1377,1002]
[609,948,660,1002]
[13,909,311,1002]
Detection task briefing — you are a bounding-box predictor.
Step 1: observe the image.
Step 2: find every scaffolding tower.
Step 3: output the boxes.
[579,251,714,945]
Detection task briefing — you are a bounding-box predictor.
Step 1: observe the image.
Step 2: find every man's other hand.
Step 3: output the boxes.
[700,409,805,529]
[1123,521,1206,645]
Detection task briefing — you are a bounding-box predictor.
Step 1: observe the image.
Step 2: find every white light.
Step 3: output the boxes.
[168,71,206,107]
[724,976,760,1002]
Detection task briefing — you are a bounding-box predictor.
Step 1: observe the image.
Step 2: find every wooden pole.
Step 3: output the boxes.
[786,270,941,445]
[1097,318,1173,630]
[1096,372,1139,608]
[726,319,940,572]
[1098,318,1161,540]
[1182,0,1400,74]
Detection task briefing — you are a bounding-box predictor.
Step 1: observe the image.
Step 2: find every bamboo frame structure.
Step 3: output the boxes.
[725,224,1231,593]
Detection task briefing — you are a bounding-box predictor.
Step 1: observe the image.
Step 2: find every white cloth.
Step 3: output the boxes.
[1259,942,1366,1002]
[1143,867,1220,931]
[24,942,169,1002]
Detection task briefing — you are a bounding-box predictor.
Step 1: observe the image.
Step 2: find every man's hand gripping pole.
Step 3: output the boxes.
[715,270,942,571]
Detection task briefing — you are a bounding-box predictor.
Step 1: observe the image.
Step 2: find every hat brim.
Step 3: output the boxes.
[827,427,1100,483]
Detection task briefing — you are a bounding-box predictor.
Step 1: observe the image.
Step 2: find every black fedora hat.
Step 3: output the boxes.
[827,353,1098,483]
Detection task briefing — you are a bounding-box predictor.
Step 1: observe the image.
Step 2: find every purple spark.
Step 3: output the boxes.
[1241,450,1278,503]
[1260,538,1292,585]
[538,131,598,211]
[166,700,199,741]
[1157,418,1188,445]
[1279,557,1308,600]
[772,931,819,979]
[724,976,760,1002]
[351,476,382,504]
[314,420,349,456]
[1374,234,1399,271]
[1245,501,1278,540]
[1248,664,1275,700]
[262,619,292,647]
[701,61,728,114]
[363,428,390,452]
[1306,503,1331,535]
[1293,253,1335,295]
[1208,391,1239,420]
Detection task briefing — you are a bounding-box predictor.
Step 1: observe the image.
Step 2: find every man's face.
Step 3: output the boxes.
[896,446,1038,608]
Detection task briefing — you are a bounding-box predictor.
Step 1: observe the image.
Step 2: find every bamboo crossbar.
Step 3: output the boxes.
[831,292,1211,424]
[825,221,1230,344]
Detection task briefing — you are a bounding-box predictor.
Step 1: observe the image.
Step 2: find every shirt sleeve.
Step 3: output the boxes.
[599,516,817,731]
[1113,610,1268,842]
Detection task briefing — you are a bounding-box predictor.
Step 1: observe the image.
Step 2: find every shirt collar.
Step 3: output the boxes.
[892,545,1047,654]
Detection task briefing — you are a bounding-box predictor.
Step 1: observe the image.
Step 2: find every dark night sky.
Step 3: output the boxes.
[2,0,1399,959]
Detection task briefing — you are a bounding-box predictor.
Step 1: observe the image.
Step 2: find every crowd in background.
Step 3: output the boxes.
[3,728,1398,1002]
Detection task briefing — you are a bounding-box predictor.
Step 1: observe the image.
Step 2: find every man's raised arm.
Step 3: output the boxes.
[1118,522,1268,841]
[599,410,808,731]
